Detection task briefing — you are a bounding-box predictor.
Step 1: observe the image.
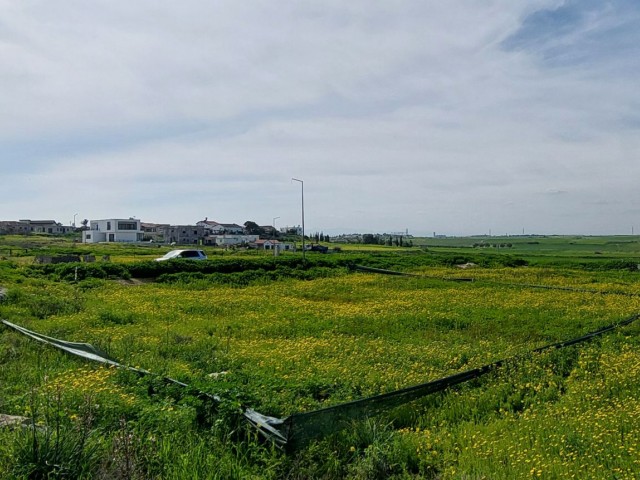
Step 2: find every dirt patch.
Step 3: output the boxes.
[115,278,153,286]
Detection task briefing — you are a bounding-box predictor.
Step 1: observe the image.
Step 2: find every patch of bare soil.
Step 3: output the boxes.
[114,278,154,286]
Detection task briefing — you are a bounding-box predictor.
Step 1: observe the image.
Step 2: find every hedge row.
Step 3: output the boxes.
[35,251,640,283]
[24,252,531,282]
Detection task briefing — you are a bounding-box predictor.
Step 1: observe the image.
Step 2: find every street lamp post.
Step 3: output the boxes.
[73,213,78,228]
[291,178,305,262]
[272,216,280,240]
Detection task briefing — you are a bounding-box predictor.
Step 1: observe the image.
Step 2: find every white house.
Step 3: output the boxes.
[251,239,295,251]
[197,219,245,235]
[82,218,143,243]
[280,225,303,235]
[206,234,259,246]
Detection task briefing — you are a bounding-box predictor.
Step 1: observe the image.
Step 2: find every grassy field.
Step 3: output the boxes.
[1,235,640,478]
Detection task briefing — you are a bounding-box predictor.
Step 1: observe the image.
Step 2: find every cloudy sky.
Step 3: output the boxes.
[1,0,639,236]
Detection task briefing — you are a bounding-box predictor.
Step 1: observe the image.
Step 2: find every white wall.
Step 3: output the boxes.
[83,219,142,243]
[212,234,258,246]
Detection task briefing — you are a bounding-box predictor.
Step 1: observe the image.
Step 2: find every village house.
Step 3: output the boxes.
[197,219,245,235]
[82,218,143,243]
[250,239,295,251]
[160,225,205,245]
[279,225,303,236]
[140,222,169,242]
[0,221,32,235]
[0,219,74,235]
[205,234,259,247]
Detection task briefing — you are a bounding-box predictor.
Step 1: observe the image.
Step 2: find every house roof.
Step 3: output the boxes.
[198,220,243,229]
[19,219,59,225]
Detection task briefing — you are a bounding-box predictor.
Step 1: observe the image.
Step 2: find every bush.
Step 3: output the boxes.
[156,265,343,287]
[26,263,130,281]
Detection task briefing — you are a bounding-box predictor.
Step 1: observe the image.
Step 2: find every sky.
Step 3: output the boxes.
[1,0,639,236]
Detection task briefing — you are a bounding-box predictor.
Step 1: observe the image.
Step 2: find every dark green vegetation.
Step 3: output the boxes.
[1,234,640,478]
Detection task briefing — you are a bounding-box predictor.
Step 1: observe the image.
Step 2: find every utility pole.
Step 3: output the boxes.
[292,178,305,262]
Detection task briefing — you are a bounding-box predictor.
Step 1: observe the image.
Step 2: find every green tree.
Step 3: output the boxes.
[362,234,376,245]
[244,221,264,235]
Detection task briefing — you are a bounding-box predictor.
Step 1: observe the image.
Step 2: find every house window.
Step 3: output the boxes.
[117,222,137,230]
[107,222,111,230]
[86,234,91,239]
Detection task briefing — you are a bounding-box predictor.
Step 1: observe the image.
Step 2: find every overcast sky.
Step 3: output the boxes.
[1,1,639,236]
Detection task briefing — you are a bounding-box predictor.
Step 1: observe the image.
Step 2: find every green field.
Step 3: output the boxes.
[1,235,640,478]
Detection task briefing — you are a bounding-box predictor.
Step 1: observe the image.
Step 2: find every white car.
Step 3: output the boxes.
[155,249,207,261]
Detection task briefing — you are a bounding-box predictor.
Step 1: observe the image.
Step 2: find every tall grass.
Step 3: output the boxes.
[2,243,640,477]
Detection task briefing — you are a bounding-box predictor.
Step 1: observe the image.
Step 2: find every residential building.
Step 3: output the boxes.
[280,225,303,235]
[250,239,295,251]
[0,221,31,235]
[161,225,205,245]
[140,222,168,242]
[82,218,143,243]
[0,220,73,235]
[197,219,245,235]
[205,234,259,246]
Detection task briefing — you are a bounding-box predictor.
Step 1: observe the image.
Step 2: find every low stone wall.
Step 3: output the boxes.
[35,255,81,264]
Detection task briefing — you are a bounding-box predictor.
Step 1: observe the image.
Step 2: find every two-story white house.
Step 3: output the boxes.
[82,218,143,243]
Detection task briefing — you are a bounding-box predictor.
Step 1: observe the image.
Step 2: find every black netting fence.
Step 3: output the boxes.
[3,311,638,451]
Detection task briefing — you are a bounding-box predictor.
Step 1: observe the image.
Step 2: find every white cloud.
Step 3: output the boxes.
[1,0,639,235]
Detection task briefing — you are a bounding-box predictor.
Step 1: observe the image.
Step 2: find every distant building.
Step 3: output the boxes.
[205,234,259,246]
[197,219,245,235]
[250,239,295,251]
[280,225,302,235]
[0,219,73,235]
[161,225,205,245]
[140,222,168,242]
[82,218,143,243]
[0,221,31,235]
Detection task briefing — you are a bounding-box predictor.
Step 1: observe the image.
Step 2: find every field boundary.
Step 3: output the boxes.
[354,264,640,296]
[3,309,638,450]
